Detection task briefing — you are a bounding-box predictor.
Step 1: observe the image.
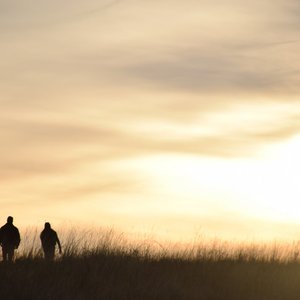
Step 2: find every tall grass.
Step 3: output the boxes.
[1,227,300,299]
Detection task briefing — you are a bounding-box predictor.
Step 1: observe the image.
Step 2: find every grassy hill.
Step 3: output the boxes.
[1,230,300,299]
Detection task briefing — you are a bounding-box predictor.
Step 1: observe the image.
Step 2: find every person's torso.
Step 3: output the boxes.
[0,224,19,246]
[41,229,57,247]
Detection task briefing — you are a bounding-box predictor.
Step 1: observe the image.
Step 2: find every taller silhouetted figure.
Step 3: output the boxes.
[40,222,62,261]
[0,216,21,262]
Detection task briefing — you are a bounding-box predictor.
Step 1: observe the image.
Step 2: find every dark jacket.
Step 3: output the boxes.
[0,223,21,248]
[40,228,60,249]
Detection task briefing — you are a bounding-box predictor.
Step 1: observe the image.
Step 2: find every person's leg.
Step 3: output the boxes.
[48,247,55,260]
[49,247,55,260]
[44,247,55,261]
[44,250,50,261]
[7,247,14,262]
[2,247,8,262]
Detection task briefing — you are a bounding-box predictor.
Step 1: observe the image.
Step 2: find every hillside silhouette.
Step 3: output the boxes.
[1,228,300,299]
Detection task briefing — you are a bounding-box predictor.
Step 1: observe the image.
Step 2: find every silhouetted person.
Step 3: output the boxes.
[0,216,21,262]
[40,222,62,261]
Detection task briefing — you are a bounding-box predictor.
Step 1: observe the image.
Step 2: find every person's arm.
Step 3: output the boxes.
[56,234,62,254]
[15,228,21,249]
[40,232,44,248]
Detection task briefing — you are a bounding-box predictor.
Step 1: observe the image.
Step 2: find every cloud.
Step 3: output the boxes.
[99,0,300,95]
[1,0,300,175]
[118,38,300,94]
[2,0,300,98]
[2,0,300,234]
[1,100,300,185]
[0,0,121,29]
[0,119,126,180]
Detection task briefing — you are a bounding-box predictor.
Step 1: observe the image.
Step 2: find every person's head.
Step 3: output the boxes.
[44,222,51,230]
[7,216,13,224]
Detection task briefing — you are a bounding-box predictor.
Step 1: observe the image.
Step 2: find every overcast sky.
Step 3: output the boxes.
[1,0,300,241]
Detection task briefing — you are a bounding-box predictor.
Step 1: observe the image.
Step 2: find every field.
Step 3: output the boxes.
[1,229,300,300]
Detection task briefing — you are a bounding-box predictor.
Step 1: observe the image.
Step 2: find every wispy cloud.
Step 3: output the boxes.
[1,0,300,232]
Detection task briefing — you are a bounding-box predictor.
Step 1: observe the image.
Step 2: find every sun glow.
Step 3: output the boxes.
[121,134,300,225]
[2,0,300,242]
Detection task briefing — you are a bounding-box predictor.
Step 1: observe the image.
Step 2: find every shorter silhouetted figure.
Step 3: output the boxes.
[0,216,21,262]
[40,222,62,261]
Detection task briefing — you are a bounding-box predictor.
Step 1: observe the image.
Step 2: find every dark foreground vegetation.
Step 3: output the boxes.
[1,230,300,299]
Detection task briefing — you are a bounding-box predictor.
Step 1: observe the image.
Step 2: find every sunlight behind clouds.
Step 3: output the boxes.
[1,0,300,240]
[119,133,300,227]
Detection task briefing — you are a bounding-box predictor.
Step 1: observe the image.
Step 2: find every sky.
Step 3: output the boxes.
[1,0,300,241]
